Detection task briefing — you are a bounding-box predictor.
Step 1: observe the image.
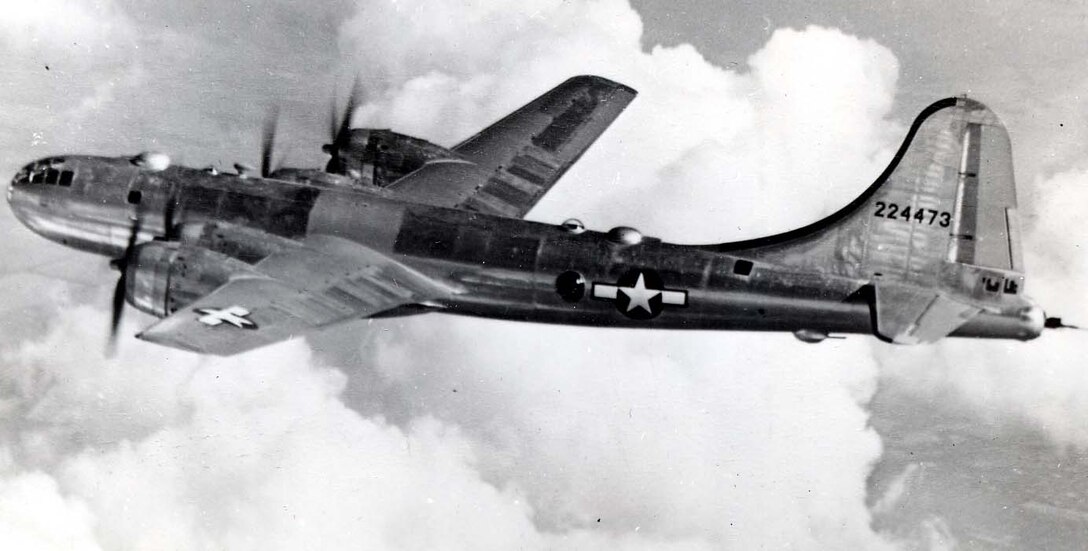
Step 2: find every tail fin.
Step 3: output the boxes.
[718,97,1027,342]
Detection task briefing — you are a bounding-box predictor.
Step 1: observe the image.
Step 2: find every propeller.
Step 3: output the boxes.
[324,77,364,156]
[261,105,280,178]
[107,215,142,352]
[328,93,340,145]
[162,189,179,240]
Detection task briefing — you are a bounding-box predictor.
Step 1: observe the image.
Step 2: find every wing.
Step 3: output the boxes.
[387,75,636,218]
[136,235,459,355]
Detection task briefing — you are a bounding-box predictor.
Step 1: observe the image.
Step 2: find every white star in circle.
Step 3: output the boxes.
[196,306,256,329]
[619,273,661,314]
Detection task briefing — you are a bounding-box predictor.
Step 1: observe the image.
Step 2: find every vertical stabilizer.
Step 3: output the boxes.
[716,98,1028,342]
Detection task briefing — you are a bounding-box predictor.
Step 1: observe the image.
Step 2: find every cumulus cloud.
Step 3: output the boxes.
[0,0,146,159]
[0,472,101,551]
[331,319,888,548]
[340,2,903,242]
[0,0,924,549]
[7,307,700,550]
[875,166,1088,451]
[333,0,908,547]
[866,164,1088,448]
[0,302,890,549]
[0,0,135,55]
[1024,167,1088,318]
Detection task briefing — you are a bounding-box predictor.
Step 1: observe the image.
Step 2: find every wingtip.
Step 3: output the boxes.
[570,74,638,96]
[135,330,207,354]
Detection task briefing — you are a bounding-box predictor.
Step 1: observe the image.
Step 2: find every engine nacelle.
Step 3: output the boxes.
[268,167,373,189]
[125,242,255,318]
[326,129,459,187]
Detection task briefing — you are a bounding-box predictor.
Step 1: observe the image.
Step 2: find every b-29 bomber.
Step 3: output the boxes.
[7,76,1072,354]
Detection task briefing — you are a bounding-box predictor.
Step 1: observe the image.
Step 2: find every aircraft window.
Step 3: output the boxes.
[58,171,74,187]
[555,271,586,302]
[127,190,143,205]
[28,171,40,184]
[45,169,60,185]
[733,260,754,276]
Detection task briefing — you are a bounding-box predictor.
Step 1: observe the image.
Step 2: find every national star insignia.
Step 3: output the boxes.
[591,268,687,320]
[619,273,657,314]
[195,306,258,330]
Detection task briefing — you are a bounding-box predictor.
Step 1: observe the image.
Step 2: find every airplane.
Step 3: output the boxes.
[6,75,1077,355]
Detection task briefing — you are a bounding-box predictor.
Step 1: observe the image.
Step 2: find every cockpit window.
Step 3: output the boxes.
[19,165,74,187]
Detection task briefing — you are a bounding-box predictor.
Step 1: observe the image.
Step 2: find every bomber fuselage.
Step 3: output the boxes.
[8,154,1044,342]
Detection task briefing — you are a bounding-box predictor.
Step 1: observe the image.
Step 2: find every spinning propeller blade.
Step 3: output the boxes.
[261,105,280,178]
[107,216,141,352]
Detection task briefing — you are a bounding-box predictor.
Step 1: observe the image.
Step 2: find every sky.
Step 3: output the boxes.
[0,0,1085,549]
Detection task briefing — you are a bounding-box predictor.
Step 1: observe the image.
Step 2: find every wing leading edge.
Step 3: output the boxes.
[387,75,637,218]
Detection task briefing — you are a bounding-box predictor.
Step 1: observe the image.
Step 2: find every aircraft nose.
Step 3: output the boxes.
[8,163,40,225]
[9,166,25,203]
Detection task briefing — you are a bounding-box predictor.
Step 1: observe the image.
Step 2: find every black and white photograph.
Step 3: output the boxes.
[0,1,1085,548]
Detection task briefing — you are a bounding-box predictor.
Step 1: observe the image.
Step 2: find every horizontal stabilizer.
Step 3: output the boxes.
[874,281,981,344]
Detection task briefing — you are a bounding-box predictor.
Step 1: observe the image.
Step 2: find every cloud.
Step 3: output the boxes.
[342,5,902,242]
[1024,167,1088,319]
[0,0,136,55]
[0,472,101,551]
[875,167,1088,450]
[333,319,888,548]
[0,0,924,549]
[0,1,143,160]
[0,300,891,549]
[0,305,736,550]
[0,308,530,549]
[871,463,920,517]
[334,1,908,547]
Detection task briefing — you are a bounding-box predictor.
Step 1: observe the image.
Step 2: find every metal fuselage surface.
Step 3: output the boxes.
[8,154,1041,342]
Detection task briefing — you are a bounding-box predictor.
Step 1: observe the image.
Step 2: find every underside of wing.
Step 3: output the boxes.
[386,75,636,218]
[136,235,458,355]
